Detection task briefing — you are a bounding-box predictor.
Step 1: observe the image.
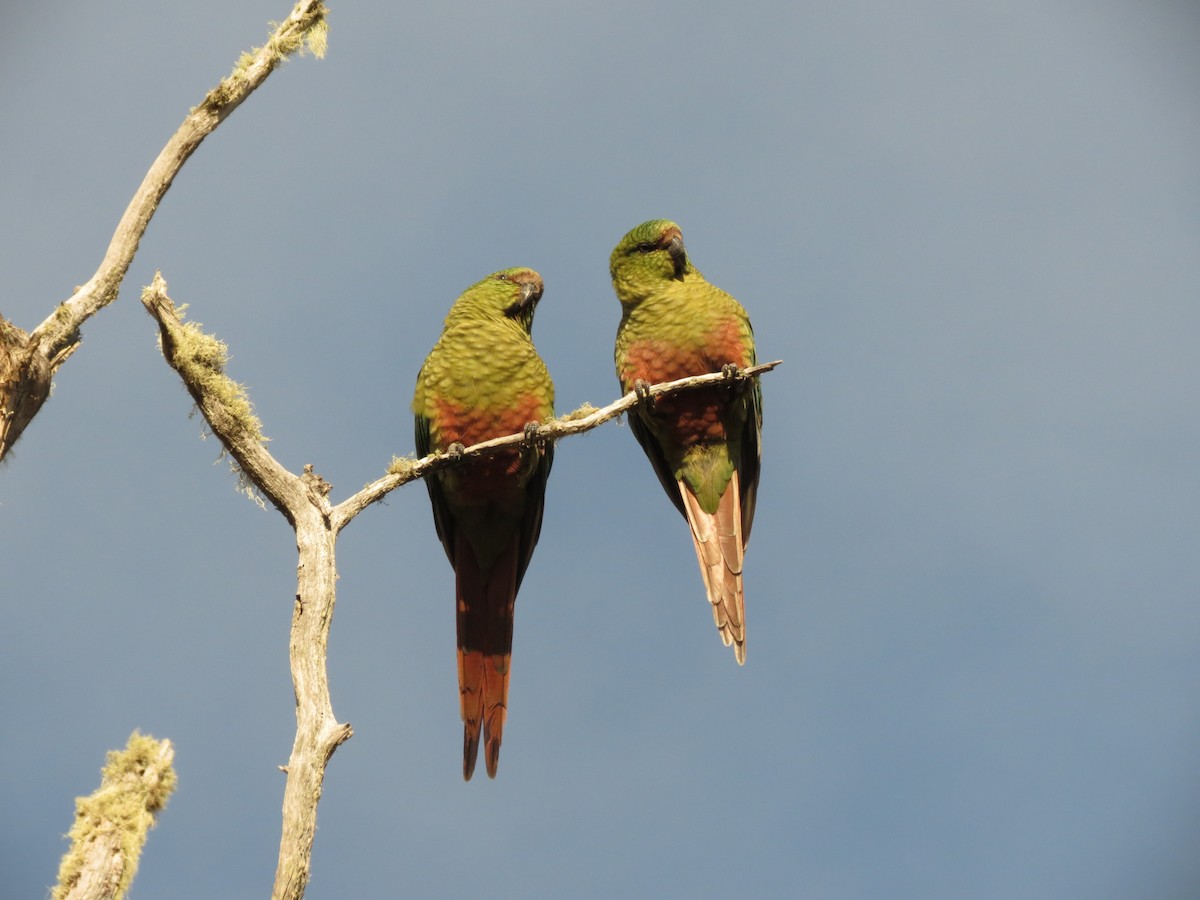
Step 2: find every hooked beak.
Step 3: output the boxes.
[506,277,543,317]
[666,235,687,280]
[518,279,542,308]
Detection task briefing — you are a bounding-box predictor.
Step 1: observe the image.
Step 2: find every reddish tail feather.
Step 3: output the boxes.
[454,532,519,779]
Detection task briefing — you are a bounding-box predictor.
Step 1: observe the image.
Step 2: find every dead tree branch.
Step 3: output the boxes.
[52,732,176,900]
[332,359,782,529]
[141,275,347,900]
[0,0,328,462]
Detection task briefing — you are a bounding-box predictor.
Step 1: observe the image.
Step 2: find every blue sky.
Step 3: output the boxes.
[3,1,1199,897]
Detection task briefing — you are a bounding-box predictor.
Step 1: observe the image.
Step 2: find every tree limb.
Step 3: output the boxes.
[141,273,308,521]
[0,0,328,462]
[52,732,176,900]
[141,275,346,900]
[331,359,782,530]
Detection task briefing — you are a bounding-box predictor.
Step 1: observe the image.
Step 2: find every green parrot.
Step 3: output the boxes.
[610,219,761,665]
[412,268,555,779]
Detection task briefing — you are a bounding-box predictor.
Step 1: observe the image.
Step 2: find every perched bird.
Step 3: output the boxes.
[610,219,761,664]
[413,268,555,779]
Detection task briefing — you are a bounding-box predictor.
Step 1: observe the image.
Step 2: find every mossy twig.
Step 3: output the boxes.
[52,732,176,900]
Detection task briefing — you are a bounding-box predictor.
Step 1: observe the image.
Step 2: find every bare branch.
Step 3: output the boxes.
[31,0,328,359]
[0,316,54,459]
[330,360,782,530]
[52,733,176,900]
[141,276,348,900]
[0,0,328,462]
[141,273,307,519]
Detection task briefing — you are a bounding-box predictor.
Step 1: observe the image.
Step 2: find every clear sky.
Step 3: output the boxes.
[3,1,1199,897]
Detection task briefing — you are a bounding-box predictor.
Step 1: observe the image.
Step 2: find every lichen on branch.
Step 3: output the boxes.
[142,273,266,446]
[52,732,176,900]
[208,2,329,109]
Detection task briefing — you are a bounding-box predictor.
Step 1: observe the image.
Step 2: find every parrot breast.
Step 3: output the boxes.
[620,317,751,448]
[430,393,550,496]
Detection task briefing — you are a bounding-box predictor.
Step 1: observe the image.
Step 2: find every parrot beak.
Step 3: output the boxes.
[505,277,543,318]
[518,279,543,308]
[666,235,687,280]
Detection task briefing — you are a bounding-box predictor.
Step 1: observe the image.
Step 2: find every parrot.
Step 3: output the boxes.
[610,219,761,665]
[412,267,555,779]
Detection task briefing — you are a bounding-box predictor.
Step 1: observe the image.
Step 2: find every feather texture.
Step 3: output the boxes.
[413,268,553,779]
[611,220,762,663]
[679,470,747,664]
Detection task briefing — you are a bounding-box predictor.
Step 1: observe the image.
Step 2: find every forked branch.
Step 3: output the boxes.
[141,275,345,900]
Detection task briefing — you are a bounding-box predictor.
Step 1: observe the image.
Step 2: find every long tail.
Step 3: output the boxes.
[678,471,747,664]
[455,534,518,779]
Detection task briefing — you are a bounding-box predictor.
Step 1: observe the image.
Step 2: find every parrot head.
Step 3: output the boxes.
[609,219,693,305]
[445,267,544,334]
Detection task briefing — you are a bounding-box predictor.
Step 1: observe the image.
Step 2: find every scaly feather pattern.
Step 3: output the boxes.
[413,268,554,778]
[611,220,762,664]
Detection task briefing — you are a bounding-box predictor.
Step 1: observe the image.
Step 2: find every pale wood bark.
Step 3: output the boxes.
[142,276,348,900]
[53,733,176,900]
[0,0,328,461]
[333,359,782,527]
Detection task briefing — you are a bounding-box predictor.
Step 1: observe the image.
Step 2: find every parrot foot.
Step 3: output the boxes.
[631,379,663,421]
[521,421,543,448]
[446,442,466,461]
[720,363,744,397]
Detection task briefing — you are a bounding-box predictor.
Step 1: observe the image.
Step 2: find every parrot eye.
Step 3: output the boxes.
[496,273,511,281]
[635,242,654,253]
